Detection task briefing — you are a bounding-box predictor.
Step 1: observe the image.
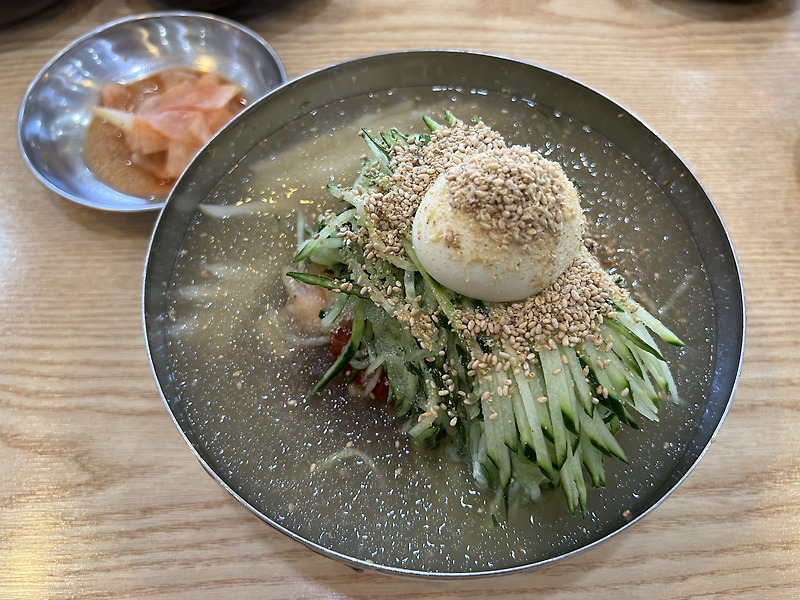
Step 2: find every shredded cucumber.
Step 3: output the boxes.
[285,113,685,519]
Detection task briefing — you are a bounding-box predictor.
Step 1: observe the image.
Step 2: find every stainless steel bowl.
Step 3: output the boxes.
[144,50,745,577]
[17,11,286,212]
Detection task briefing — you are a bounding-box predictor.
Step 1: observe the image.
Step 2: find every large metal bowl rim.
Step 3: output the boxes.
[143,50,745,578]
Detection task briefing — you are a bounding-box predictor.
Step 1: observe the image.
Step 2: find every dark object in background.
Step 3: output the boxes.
[0,0,64,27]
[154,0,298,15]
[157,0,240,8]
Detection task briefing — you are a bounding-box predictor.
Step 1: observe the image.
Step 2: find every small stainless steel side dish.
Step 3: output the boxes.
[17,11,286,212]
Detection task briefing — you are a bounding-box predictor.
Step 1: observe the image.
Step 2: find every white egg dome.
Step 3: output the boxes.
[411,145,585,303]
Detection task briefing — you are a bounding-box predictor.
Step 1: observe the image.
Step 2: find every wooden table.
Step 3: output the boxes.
[1,0,798,597]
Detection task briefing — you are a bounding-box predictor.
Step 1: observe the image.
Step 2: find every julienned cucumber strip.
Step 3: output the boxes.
[286,271,368,298]
[404,241,464,333]
[293,208,356,264]
[512,369,557,480]
[603,316,666,362]
[563,348,595,415]
[623,302,686,348]
[483,398,513,491]
[578,408,628,463]
[579,430,607,488]
[312,297,365,392]
[560,444,587,517]
[539,349,580,436]
[288,111,685,519]
[320,292,349,331]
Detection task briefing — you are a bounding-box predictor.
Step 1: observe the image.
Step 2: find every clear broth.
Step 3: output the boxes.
[164,87,714,574]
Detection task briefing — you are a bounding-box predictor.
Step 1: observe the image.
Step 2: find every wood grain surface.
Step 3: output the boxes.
[1,0,798,598]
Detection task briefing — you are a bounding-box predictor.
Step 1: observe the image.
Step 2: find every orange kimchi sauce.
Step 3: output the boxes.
[85,68,248,200]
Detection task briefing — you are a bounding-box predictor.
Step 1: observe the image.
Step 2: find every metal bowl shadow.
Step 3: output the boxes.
[17,11,286,212]
[143,50,745,577]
